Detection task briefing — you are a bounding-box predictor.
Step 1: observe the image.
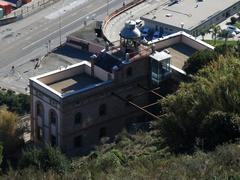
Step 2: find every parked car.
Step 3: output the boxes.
[220,29,236,38]
[152,31,161,40]
[141,26,150,38]
[226,25,240,34]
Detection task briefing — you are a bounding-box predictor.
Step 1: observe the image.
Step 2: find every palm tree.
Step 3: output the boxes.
[200,30,206,41]
[211,24,221,45]
[221,30,230,45]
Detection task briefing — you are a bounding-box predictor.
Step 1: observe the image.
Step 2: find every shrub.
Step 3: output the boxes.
[160,56,240,153]
[19,145,70,174]
[19,148,41,169]
[199,111,240,150]
[214,44,236,56]
[0,90,30,115]
[96,149,125,172]
[0,108,23,154]
[183,49,217,74]
[230,17,237,24]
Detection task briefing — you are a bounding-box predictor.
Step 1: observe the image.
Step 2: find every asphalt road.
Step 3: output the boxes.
[0,0,129,68]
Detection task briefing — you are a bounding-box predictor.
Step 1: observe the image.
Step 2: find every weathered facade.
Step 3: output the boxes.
[30,24,214,155]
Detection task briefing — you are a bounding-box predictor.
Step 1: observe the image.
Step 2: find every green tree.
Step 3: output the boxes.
[199,111,240,150]
[200,31,206,40]
[95,149,125,173]
[214,44,236,57]
[160,56,240,153]
[211,24,221,45]
[19,145,70,174]
[0,144,3,172]
[0,107,23,154]
[0,90,30,115]
[183,49,216,74]
[230,17,237,24]
[220,30,230,44]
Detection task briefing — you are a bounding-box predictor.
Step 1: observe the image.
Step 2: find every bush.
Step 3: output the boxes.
[160,56,240,153]
[199,111,240,150]
[0,108,23,154]
[230,17,237,24]
[214,44,236,56]
[19,148,41,169]
[0,90,30,115]
[19,145,70,174]
[96,149,125,172]
[183,49,217,74]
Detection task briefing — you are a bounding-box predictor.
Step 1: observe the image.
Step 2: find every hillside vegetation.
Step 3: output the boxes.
[1,45,240,179]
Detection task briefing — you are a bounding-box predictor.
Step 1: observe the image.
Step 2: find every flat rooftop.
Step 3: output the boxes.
[162,43,197,69]
[47,73,102,94]
[70,22,106,47]
[30,61,112,98]
[141,0,239,30]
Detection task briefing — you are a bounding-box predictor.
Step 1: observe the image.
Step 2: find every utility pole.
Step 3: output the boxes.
[59,15,62,46]
[107,0,109,15]
[59,0,65,46]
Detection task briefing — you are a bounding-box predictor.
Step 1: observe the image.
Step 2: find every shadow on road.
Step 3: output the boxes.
[53,45,93,61]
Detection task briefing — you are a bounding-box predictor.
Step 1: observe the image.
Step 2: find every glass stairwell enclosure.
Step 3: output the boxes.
[150,51,171,85]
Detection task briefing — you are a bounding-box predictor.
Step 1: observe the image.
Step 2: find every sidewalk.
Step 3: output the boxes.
[6,0,61,19]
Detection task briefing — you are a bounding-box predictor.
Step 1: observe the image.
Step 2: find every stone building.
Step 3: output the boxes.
[30,21,214,155]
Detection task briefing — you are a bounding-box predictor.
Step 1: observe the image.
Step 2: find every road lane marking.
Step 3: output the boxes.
[43,27,49,31]
[22,0,114,51]
[45,0,88,20]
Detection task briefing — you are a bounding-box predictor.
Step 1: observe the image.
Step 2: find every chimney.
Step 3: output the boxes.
[112,65,119,81]
[151,44,156,53]
[125,53,129,62]
[90,54,97,77]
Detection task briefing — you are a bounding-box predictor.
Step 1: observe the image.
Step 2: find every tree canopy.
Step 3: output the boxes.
[0,90,30,115]
[183,49,217,75]
[159,56,240,153]
[0,107,24,154]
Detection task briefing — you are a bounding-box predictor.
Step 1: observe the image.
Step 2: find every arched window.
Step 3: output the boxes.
[74,135,82,148]
[99,104,106,116]
[37,126,43,140]
[75,112,82,124]
[51,135,57,146]
[99,127,107,139]
[36,102,43,117]
[126,67,133,77]
[49,109,57,125]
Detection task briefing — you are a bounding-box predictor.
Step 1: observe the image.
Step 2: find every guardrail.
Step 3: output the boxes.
[102,0,146,42]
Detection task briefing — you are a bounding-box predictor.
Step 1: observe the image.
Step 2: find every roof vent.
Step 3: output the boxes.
[166,14,172,17]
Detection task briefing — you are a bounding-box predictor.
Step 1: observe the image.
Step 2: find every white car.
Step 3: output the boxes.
[141,27,150,38]
[226,25,240,34]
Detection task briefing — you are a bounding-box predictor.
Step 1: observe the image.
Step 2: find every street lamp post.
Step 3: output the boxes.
[59,13,62,46]
[180,22,184,30]
[107,0,109,15]
[59,0,65,46]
